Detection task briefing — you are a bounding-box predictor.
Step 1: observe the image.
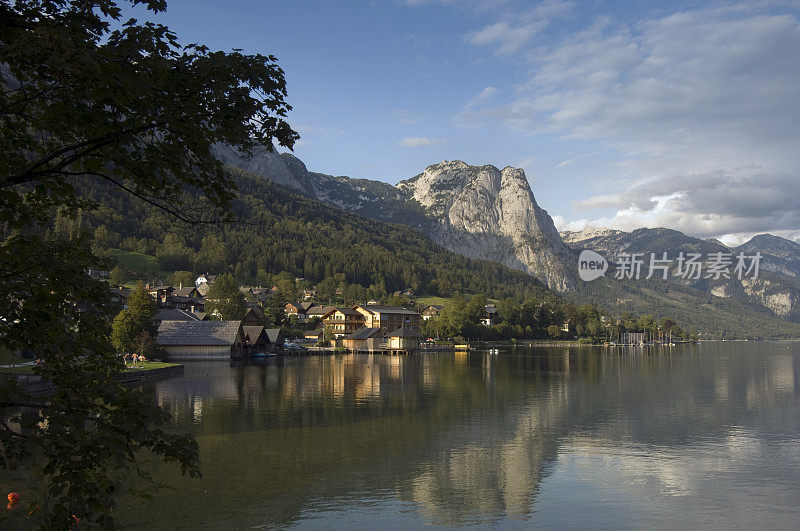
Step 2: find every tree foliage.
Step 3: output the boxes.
[205,273,246,321]
[0,0,298,526]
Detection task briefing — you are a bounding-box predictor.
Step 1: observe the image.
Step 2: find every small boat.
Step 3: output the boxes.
[454,344,470,351]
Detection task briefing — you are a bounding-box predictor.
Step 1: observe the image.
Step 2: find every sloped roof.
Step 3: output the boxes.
[149,285,173,292]
[173,287,199,297]
[344,327,385,340]
[265,328,282,344]
[242,325,266,344]
[156,309,201,322]
[359,304,419,316]
[329,306,361,317]
[388,326,423,338]
[307,305,335,316]
[157,320,242,346]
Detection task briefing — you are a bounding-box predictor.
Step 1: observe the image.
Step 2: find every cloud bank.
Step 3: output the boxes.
[461,2,800,241]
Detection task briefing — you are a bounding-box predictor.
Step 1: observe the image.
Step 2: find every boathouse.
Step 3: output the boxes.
[157,320,244,360]
[387,326,423,351]
[342,327,386,352]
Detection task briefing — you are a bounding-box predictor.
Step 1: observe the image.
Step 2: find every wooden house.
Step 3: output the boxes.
[243,325,270,354]
[322,307,365,338]
[387,327,423,351]
[342,327,386,352]
[353,304,420,333]
[242,304,267,326]
[421,304,443,321]
[157,320,244,360]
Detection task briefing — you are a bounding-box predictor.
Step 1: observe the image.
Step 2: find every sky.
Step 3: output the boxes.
[130,0,800,245]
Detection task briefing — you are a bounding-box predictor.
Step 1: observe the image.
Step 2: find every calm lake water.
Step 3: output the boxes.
[118,342,800,529]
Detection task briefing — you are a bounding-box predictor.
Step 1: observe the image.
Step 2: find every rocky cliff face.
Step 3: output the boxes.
[397,161,575,291]
[212,144,320,197]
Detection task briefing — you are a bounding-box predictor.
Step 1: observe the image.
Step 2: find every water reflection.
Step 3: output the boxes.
[119,343,800,529]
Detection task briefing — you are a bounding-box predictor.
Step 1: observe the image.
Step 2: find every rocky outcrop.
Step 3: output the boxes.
[212,144,319,197]
[398,161,575,291]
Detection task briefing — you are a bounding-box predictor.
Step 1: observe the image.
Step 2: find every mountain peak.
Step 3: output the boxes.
[398,160,573,291]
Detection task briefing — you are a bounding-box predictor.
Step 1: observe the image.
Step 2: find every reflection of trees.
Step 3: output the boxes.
[122,344,799,528]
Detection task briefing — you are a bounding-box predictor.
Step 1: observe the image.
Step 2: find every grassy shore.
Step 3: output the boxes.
[0,361,181,376]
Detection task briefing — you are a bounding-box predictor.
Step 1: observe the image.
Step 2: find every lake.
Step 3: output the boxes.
[118,342,800,529]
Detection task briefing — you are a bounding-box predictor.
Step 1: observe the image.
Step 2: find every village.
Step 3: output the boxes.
[110,273,446,360]
[102,270,692,362]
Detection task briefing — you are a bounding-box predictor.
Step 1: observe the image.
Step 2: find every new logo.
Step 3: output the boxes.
[578,249,608,281]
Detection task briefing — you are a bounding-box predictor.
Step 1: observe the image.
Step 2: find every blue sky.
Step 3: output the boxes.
[131,1,800,244]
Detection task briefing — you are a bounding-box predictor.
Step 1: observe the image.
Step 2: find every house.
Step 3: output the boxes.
[304,329,323,341]
[196,283,210,297]
[242,325,270,354]
[264,328,284,352]
[322,307,366,338]
[169,295,204,312]
[342,327,386,352]
[561,320,572,333]
[387,327,423,351]
[173,285,201,299]
[195,274,216,287]
[88,269,109,279]
[421,304,443,321]
[366,299,381,306]
[242,304,267,326]
[302,289,316,300]
[353,304,420,333]
[482,304,498,326]
[108,286,132,310]
[285,302,304,317]
[306,305,335,321]
[157,320,244,360]
[148,285,174,307]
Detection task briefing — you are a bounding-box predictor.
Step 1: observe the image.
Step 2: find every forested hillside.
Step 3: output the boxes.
[63,168,555,303]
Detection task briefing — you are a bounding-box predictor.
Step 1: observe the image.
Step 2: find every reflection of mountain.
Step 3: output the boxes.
[120,345,800,528]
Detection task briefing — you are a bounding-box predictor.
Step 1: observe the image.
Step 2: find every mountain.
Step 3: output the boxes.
[211,146,800,336]
[76,168,555,304]
[397,161,575,291]
[216,148,574,291]
[563,226,800,321]
[561,226,728,256]
[736,233,800,277]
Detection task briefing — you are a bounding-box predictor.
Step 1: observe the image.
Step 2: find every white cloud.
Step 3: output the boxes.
[462,2,800,241]
[399,136,444,147]
[467,1,574,55]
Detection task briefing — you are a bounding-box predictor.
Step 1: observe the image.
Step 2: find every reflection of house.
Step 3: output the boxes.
[342,327,386,352]
[388,327,423,351]
[354,305,420,333]
[322,307,365,338]
[157,320,244,360]
[421,305,443,321]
